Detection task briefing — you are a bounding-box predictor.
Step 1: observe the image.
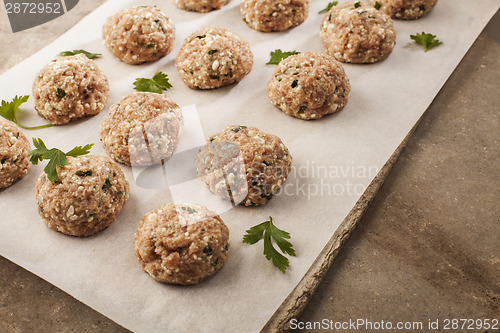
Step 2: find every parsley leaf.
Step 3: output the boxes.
[28,138,94,183]
[0,96,52,130]
[354,1,361,8]
[374,1,381,9]
[243,216,296,274]
[133,71,172,94]
[410,32,443,52]
[266,49,300,65]
[318,1,338,14]
[58,49,102,59]
[66,144,94,157]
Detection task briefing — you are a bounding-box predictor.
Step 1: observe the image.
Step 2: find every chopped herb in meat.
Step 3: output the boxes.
[181,206,197,214]
[102,178,112,190]
[56,88,66,100]
[203,245,213,256]
[75,170,93,177]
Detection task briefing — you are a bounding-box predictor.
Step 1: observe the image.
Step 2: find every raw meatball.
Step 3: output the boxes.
[35,155,129,237]
[100,92,184,166]
[103,6,175,65]
[370,0,438,19]
[195,125,292,206]
[32,54,109,125]
[176,26,253,90]
[267,52,350,120]
[0,119,31,189]
[134,203,230,285]
[174,0,230,12]
[320,1,396,63]
[241,0,309,32]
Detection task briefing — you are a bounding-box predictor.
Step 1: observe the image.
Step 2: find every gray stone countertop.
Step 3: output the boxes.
[0,3,498,332]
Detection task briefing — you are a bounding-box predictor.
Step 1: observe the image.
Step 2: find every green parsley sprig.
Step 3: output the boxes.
[243,216,296,274]
[59,49,102,59]
[410,32,443,52]
[266,49,300,65]
[0,96,52,130]
[318,1,338,14]
[28,138,93,183]
[133,71,172,93]
[374,1,381,9]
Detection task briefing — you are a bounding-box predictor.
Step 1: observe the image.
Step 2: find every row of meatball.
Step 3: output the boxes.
[172,0,437,29]
[32,48,350,129]
[103,0,437,65]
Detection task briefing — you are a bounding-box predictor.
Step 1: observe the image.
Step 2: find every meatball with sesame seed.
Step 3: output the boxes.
[320,1,396,63]
[32,54,109,125]
[370,0,438,20]
[174,0,231,13]
[35,155,129,237]
[0,119,31,189]
[100,92,184,166]
[267,52,350,120]
[134,203,230,285]
[176,26,253,90]
[195,125,292,206]
[241,0,309,32]
[102,6,175,65]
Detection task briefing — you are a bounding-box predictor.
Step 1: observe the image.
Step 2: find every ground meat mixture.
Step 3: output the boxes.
[267,51,351,120]
[320,1,396,63]
[176,26,253,90]
[370,0,438,19]
[0,119,31,189]
[32,54,109,125]
[103,6,175,65]
[241,0,309,32]
[35,155,129,237]
[134,203,230,285]
[195,125,292,206]
[100,92,184,166]
[174,0,231,13]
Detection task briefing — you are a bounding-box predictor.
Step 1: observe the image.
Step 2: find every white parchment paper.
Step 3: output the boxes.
[0,0,498,332]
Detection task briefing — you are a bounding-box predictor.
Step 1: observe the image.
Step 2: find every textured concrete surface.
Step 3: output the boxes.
[0,3,499,333]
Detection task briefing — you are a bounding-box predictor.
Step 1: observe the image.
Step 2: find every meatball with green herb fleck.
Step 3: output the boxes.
[320,1,396,63]
[241,0,309,32]
[32,54,109,125]
[176,26,253,90]
[0,119,31,189]
[267,52,350,120]
[100,92,184,166]
[195,126,292,206]
[134,203,230,285]
[370,0,437,20]
[103,6,175,65]
[174,0,231,12]
[35,155,129,237]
